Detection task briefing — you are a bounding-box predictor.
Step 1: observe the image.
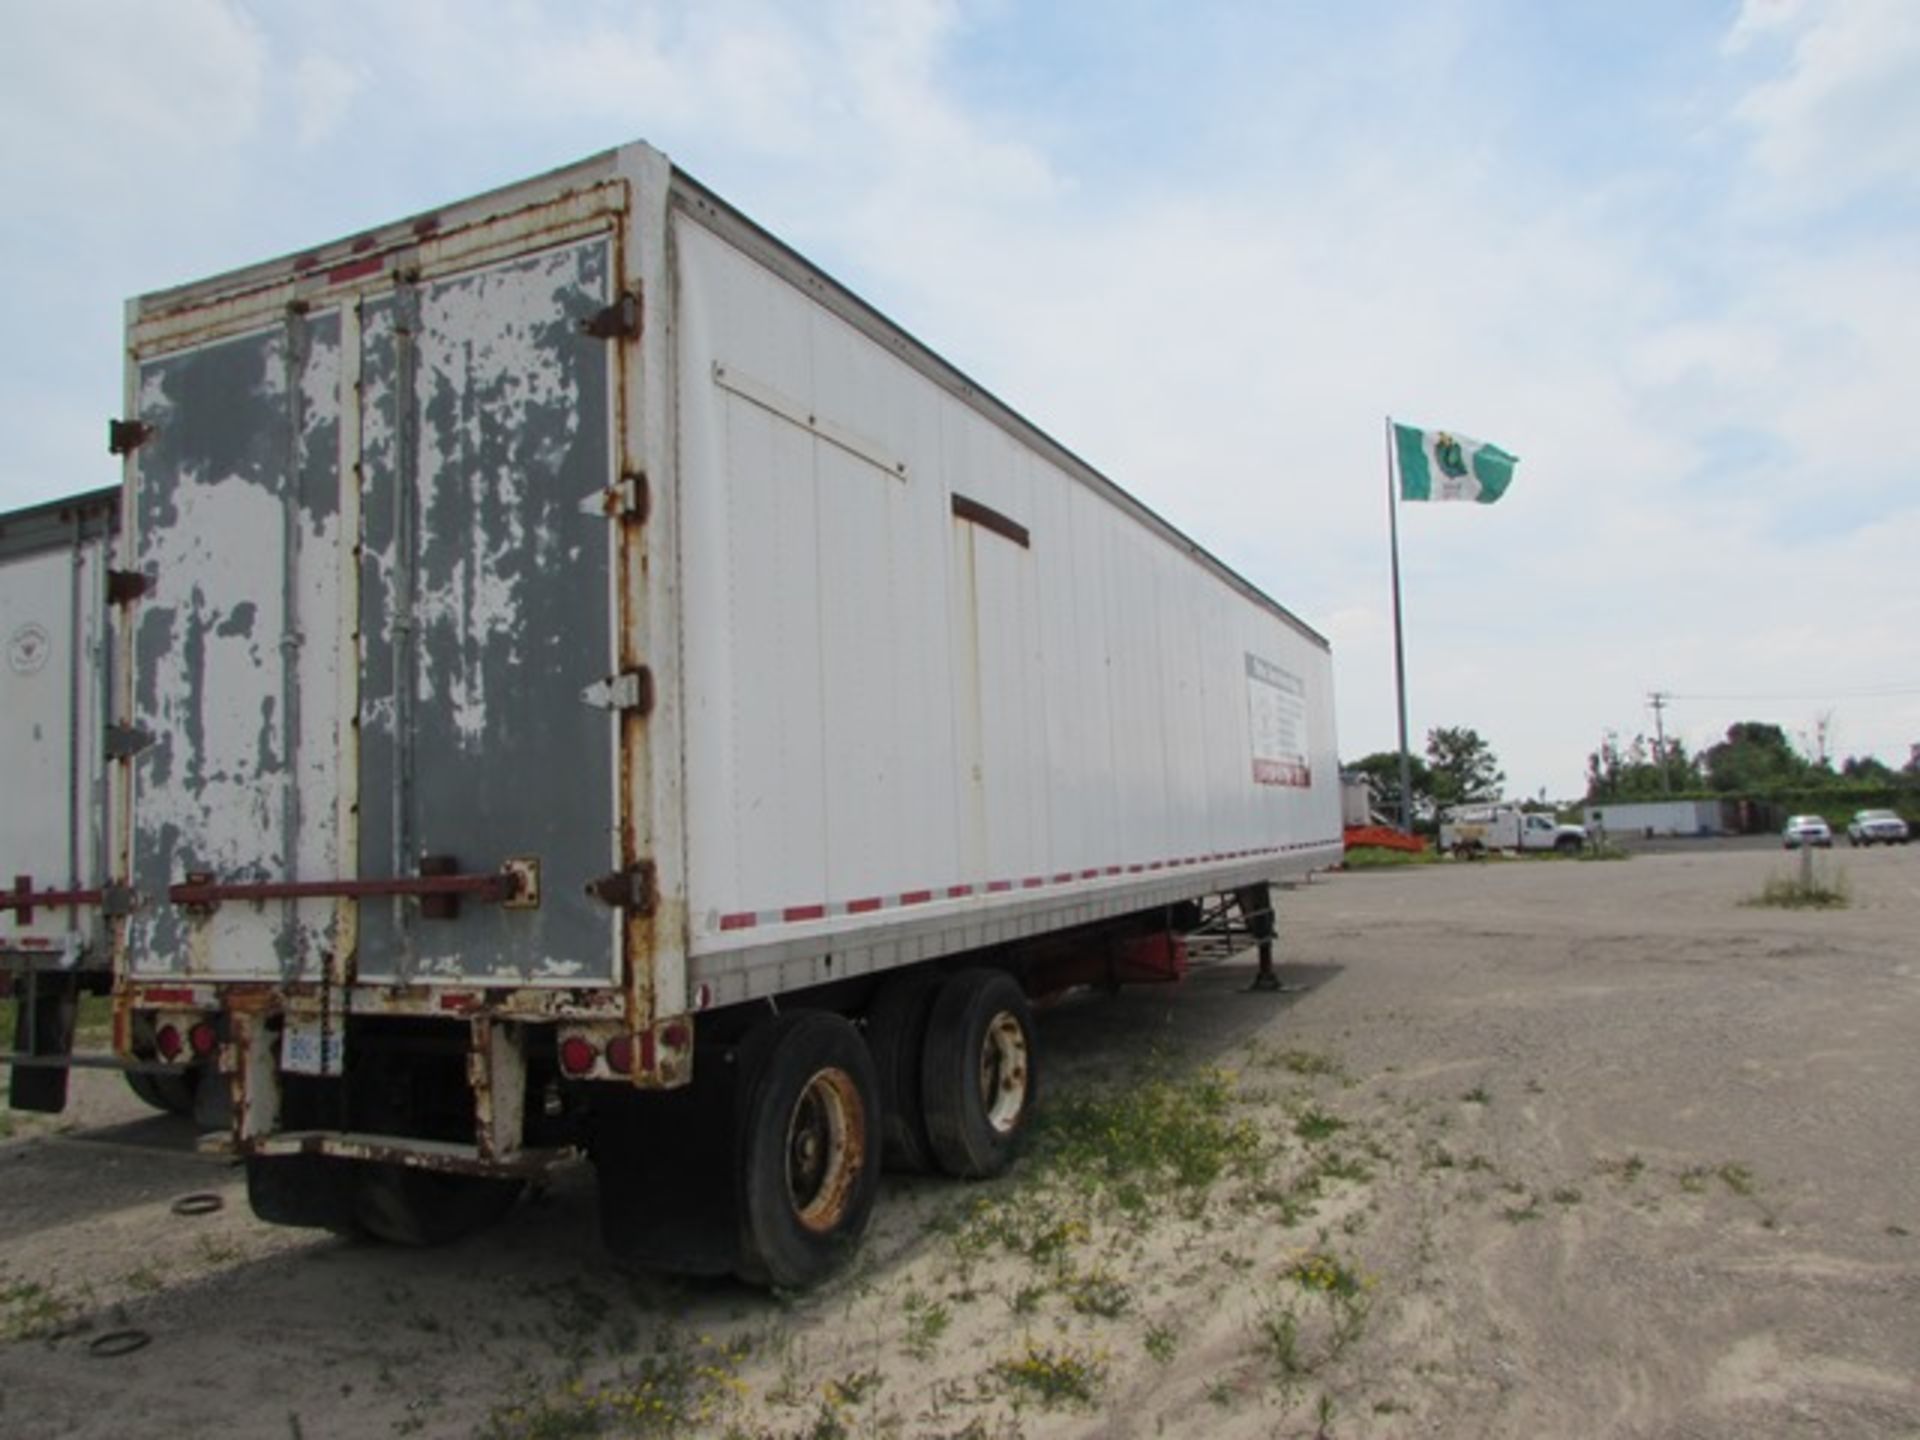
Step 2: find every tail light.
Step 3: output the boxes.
[156,1024,184,1062]
[604,1033,634,1075]
[558,1035,598,1077]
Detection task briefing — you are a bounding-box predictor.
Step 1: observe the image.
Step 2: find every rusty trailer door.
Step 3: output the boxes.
[353,238,620,987]
[124,228,623,990]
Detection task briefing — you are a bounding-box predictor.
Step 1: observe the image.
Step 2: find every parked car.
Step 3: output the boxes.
[1845,809,1911,846]
[1782,815,1833,849]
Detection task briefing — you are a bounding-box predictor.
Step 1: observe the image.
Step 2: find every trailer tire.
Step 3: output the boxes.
[734,1011,881,1290]
[863,972,940,1174]
[353,1164,524,1247]
[125,1067,198,1118]
[920,969,1036,1180]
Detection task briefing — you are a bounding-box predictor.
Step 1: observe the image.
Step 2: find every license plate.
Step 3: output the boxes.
[282,1016,345,1077]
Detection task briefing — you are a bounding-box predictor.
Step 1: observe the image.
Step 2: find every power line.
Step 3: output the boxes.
[1663,686,1920,703]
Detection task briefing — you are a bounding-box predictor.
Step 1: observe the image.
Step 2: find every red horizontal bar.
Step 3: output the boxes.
[1,885,103,915]
[169,873,516,907]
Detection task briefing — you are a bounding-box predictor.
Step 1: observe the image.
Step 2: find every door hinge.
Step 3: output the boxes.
[99,885,140,918]
[106,569,152,605]
[580,667,653,715]
[108,419,152,456]
[577,472,649,522]
[585,861,657,916]
[580,289,641,341]
[104,725,153,759]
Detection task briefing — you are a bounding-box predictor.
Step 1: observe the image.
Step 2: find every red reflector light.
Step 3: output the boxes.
[558,1035,598,1076]
[605,1034,634,1075]
[188,1021,218,1058]
[156,1024,184,1062]
[661,1021,690,1051]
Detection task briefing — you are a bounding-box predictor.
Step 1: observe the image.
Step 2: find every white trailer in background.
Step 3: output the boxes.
[2,489,112,1111]
[100,140,1341,1284]
[0,487,199,1117]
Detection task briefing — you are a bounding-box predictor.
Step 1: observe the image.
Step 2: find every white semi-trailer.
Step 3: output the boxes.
[1,487,203,1117]
[0,488,127,1113]
[96,140,1340,1284]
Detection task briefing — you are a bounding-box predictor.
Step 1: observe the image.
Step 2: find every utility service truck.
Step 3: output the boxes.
[1440,804,1586,856]
[10,141,1341,1286]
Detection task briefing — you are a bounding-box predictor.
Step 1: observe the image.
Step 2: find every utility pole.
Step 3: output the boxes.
[1649,691,1672,795]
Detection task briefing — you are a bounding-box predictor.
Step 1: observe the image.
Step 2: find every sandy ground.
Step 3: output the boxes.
[2,844,1916,1439]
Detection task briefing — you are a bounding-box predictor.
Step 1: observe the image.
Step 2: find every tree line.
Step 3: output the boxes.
[1585,721,1920,805]
[1346,720,1919,826]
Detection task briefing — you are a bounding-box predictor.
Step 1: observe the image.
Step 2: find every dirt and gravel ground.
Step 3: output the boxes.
[2,844,1916,1439]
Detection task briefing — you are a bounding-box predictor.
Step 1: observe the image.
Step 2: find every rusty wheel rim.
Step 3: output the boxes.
[977,1012,1030,1135]
[786,1067,864,1233]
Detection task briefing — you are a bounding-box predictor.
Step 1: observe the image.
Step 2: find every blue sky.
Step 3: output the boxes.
[4,0,1916,797]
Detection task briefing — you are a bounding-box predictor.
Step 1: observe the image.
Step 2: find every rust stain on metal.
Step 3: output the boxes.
[793,1068,868,1235]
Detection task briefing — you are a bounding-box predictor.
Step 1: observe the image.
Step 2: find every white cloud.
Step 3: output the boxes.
[1726,0,1920,207]
[0,0,265,178]
[291,54,366,148]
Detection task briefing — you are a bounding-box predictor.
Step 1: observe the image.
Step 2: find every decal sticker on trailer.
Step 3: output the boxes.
[1245,653,1310,787]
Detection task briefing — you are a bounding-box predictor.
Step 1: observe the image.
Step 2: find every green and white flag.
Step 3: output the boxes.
[1394,422,1517,504]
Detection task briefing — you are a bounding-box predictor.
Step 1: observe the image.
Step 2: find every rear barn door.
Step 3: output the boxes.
[125,311,346,980]
[354,236,619,986]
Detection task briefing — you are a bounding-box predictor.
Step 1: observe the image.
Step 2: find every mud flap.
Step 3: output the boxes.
[591,1049,743,1276]
[7,972,78,1113]
[245,1154,361,1234]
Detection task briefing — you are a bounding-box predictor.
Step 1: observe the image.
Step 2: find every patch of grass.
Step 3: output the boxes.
[1269,1049,1344,1078]
[1037,1066,1267,1195]
[1577,841,1631,861]
[1718,1163,1756,1197]
[1550,1187,1584,1207]
[1311,1150,1374,1186]
[1340,846,1437,869]
[1293,1107,1348,1143]
[1257,1301,1308,1378]
[1143,1321,1179,1364]
[992,1340,1107,1409]
[479,1332,749,1439]
[903,1291,951,1361]
[0,1275,87,1342]
[1745,870,1849,910]
[823,1368,882,1407]
[1005,1283,1046,1317]
[124,1265,166,1295]
[1596,1154,1646,1184]
[1063,1267,1132,1319]
[1678,1166,1711,1195]
[1460,1086,1492,1106]
[1501,1193,1544,1223]
[1287,1252,1366,1301]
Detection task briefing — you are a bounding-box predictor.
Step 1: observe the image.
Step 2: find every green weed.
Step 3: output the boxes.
[992,1340,1107,1408]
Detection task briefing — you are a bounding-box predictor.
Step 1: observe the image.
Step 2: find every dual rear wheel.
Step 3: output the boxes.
[730,967,1038,1288]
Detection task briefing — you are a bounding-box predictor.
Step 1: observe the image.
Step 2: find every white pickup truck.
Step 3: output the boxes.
[1440,805,1587,856]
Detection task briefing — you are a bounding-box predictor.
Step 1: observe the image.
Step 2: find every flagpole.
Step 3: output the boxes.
[1386,416,1413,832]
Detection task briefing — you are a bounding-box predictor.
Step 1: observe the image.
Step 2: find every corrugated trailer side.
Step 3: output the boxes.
[110,139,1339,1287]
[665,181,1341,1008]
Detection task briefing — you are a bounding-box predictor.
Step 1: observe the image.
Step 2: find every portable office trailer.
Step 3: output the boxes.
[110,141,1342,1282]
